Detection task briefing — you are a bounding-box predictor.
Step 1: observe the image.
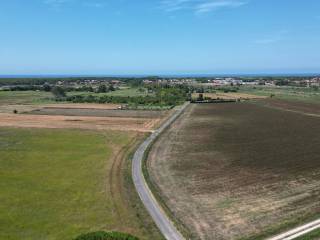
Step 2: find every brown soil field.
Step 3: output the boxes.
[147,102,320,240]
[0,103,121,114]
[192,92,267,100]
[0,103,170,132]
[0,113,161,132]
[257,99,320,117]
[27,108,168,119]
[41,103,121,109]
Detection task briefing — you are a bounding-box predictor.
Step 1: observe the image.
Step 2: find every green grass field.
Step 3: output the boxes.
[0,91,54,105]
[239,85,320,103]
[0,127,161,240]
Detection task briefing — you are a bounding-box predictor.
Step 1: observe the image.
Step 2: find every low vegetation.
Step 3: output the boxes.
[0,127,162,240]
[239,85,320,103]
[74,231,139,240]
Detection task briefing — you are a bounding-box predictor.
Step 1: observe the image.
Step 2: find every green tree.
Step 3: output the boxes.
[51,86,66,98]
[43,84,51,92]
[109,85,115,91]
[97,84,107,93]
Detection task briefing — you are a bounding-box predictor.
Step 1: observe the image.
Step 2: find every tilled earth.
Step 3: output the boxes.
[147,101,320,240]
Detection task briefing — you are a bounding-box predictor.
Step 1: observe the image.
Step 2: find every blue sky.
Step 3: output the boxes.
[1,0,320,75]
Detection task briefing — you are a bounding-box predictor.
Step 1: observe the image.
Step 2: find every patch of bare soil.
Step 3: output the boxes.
[0,113,160,132]
[147,103,320,240]
[192,93,267,101]
[0,103,121,114]
[27,108,168,119]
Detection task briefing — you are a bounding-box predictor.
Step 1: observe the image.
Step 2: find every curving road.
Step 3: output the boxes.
[132,102,189,240]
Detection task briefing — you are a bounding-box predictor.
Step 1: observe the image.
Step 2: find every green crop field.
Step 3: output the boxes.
[0,127,161,240]
[239,85,320,103]
[0,91,54,105]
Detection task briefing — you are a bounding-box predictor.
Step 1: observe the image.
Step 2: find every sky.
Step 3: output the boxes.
[1,0,320,75]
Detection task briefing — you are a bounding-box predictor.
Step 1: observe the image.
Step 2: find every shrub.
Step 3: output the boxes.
[74,231,139,240]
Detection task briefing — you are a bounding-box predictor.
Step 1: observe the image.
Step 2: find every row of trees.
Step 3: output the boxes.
[52,85,189,106]
[58,94,183,106]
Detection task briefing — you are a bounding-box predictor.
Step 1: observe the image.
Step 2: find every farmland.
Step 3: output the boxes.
[0,90,53,105]
[0,86,169,239]
[147,101,320,240]
[0,127,163,240]
[239,85,320,103]
[191,92,267,101]
[0,93,170,132]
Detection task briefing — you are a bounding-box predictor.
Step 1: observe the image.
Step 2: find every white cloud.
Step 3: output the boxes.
[160,0,248,14]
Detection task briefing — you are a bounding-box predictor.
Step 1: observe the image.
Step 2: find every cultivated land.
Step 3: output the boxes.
[191,92,267,101]
[0,127,163,240]
[0,90,53,105]
[0,104,168,133]
[0,88,170,132]
[0,89,168,239]
[239,85,320,103]
[147,100,320,240]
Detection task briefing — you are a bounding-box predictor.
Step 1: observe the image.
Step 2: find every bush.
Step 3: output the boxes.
[74,231,139,240]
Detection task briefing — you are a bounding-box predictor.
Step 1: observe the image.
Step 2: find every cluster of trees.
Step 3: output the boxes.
[55,85,189,106]
[97,84,115,93]
[0,76,159,87]
[51,86,66,98]
[60,94,182,106]
[3,84,117,93]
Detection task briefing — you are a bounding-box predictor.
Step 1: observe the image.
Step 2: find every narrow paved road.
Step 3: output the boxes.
[266,219,320,240]
[132,103,189,240]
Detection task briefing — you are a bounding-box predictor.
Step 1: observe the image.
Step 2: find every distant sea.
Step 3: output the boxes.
[0,73,319,78]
